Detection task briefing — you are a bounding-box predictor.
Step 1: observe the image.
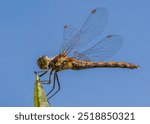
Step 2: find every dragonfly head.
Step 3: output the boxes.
[37,55,50,70]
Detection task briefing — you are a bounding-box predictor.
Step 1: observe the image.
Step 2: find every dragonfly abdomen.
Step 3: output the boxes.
[72,61,139,70]
[96,62,139,69]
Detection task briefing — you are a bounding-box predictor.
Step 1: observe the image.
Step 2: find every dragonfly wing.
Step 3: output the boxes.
[73,51,92,61]
[73,35,123,62]
[60,7,108,55]
[60,25,78,53]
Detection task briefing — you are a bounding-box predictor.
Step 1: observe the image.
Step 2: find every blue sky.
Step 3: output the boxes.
[0,0,149,107]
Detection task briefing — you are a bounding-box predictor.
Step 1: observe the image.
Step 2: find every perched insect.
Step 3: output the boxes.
[36,7,139,101]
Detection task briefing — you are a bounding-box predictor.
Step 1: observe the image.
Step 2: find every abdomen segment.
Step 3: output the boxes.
[72,61,139,70]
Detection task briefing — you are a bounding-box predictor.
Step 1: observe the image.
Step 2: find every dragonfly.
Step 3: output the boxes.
[36,7,139,101]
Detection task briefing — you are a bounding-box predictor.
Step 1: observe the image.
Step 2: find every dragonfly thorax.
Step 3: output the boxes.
[37,55,51,70]
[49,54,73,71]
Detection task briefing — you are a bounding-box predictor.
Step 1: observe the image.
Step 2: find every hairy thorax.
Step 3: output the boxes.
[50,54,75,72]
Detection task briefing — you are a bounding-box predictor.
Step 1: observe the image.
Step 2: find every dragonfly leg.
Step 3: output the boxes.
[34,70,48,77]
[46,71,56,97]
[47,72,60,100]
[41,80,49,83]
[35,70,46,73]
[39,71,48,77]
[41,70,53,84]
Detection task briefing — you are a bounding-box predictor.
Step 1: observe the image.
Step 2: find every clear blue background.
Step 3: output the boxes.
[0,0,149,107]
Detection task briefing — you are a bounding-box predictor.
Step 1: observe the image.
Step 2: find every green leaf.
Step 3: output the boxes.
[34,73,50,107]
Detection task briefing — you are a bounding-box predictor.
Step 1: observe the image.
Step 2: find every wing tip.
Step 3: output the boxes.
[106,34,113,39]
[91,9,97,14]
[64,25,68,29]
[91,7,107,14]
[106,34,123,40]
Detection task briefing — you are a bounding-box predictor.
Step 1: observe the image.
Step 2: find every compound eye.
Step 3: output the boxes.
[37,56,49,70]
[40,64,47,70]
[40,64,44,68]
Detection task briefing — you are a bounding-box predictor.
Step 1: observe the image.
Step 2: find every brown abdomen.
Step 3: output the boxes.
[72,61,139,70]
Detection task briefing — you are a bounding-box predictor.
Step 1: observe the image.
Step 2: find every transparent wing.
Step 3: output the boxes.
[73,35,123,62]
[61,25,78,53]
[73,51,91,61]
[60,7,108,55]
